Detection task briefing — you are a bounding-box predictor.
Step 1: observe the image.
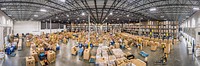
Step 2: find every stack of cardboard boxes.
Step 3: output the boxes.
[164,43,171,54]
[83,49,90,60]
[47,50,56,63]
[71,46,77,55]
[151,42,158,51]
[26,56,35,66]
[30,50,39,62]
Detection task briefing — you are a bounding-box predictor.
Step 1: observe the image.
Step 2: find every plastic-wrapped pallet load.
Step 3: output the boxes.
[83,49,90,60]
[96,57,108,66]
[18,39,22,50]
[108,55,116,66]
[130,59,146,66]
[31,44,36,50]
[47,50,56,63]
[26,56,35,66]
[112,49,125,59]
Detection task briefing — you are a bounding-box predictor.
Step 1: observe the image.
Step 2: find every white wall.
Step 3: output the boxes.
[0,10,13,45]
[14,21,41,35]
[14,21,65,35]
[181,11,200,45]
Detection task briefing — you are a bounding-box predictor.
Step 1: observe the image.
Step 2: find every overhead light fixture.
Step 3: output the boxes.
[149,8,156,11]
[56,16,58,19]
[1,8,6,10]
[81,12,85,16]
[109,12,113,15]
[34,15,38,17]
[40,9,47,12]
[59,20,61,21]
[106,17,108,19]
[8,15,12,16]
[59,0,65,2]
[66,14,69,17]
[127,15,129,17]
[160,16,164,18]
[193,7,199,10]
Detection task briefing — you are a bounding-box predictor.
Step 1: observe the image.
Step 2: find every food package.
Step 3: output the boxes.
[26,56,35,66]
[47,50,56,63]
[83,49,90,60]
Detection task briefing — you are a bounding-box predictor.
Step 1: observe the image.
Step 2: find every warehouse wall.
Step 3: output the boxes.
[14,21,65,35]
[181,11,200,45]
[14,21,41,35]
[0,10,13,46]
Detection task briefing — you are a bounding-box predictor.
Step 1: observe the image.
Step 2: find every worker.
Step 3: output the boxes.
[160,53,168,64]
[162,43,165,51]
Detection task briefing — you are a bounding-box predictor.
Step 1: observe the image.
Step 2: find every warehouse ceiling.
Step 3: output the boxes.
[0,0,200,23]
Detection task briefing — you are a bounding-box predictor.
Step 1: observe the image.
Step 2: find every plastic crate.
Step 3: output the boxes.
[140,51,149,57]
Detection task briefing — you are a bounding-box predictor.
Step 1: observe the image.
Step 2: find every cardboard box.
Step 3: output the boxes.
[31,44,36,50]
[36,48,44,53]
[30,50,39,62]
[96,57,108,66]
[26,40,31,47]
[109,45,115,50]
[149,41,154,46]
[115,43,120,48]
[47,51,56,63]
[142,40,148,47]
[151,45,157,51]
[164,44,170,54]
[71,46,77,55]
[26,56,35,66]
[127,48,131,50]
[131,59,146,66]
[83,49,90,60]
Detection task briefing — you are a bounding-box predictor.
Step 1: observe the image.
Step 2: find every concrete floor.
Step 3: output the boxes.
[1,36,200,66]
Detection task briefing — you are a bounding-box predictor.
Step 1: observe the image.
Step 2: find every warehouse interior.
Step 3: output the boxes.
[0,0,200,66]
